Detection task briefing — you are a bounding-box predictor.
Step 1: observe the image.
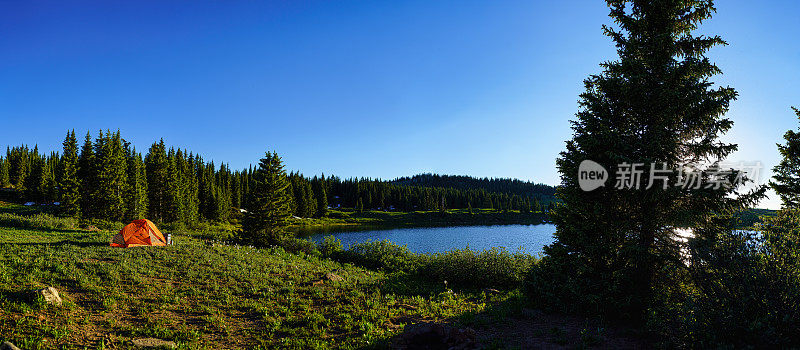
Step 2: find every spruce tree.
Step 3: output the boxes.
[145,139,169,222]
[314,181,328,217]
[93,131,127,221]
[531,0,764,321]
[58,130,81,217]
[242,151,292,246]
[0,156,9,188]
[356,197,364,213]
[125,148,148,221]
[78,131,96,217]
[164,148,182,222]
[24,147,44,201]
[770,107,800,209]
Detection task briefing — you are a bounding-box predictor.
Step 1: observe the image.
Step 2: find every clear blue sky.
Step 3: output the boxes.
[1,1,798,208]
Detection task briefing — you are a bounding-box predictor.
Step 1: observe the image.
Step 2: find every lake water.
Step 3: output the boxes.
[299,224,557,255]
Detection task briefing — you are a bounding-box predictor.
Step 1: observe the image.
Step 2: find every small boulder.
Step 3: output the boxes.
[0,341,21,350]
[34,287,62,306]
[131,338,176,348]
[325,273,344,282]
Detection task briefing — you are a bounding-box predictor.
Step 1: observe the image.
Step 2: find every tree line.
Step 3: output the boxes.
[0,130,553,224]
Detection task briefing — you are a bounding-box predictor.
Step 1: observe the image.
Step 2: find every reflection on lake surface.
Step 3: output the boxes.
[296,224,557,255]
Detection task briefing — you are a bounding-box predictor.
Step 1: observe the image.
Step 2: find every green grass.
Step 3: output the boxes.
[0,225,520,349]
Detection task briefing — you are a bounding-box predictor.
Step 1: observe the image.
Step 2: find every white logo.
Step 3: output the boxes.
[579,160,608,191]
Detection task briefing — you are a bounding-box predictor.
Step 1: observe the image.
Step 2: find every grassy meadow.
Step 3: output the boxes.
[2,202,613,349]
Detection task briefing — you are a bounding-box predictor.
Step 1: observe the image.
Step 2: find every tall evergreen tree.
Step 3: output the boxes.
[59,130,81,217]
[530,0,764,321]
[0,156,9,188]
[145,139,169,222]
[770,107,800,209]
[93,131,127,221]
[124,147,148,221]
[78,131,96,217]
[314,181,328,217]
[242,151,292,246]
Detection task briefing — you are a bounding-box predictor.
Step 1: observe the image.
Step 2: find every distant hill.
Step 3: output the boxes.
[391,174,557,203]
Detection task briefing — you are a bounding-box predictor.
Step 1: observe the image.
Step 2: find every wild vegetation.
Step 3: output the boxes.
[2,201,622,349]
[3,0,800,348]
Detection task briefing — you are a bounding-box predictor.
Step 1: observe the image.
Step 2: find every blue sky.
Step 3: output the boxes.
[1,1,798,208]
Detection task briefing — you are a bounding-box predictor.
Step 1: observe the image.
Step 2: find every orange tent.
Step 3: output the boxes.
[110,219,167,247]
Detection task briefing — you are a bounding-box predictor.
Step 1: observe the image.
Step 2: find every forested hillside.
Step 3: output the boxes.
[393,174,556,202]
[0,130,552,225]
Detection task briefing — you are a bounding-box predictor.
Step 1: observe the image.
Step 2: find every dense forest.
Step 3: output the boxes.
[0,130,554,224]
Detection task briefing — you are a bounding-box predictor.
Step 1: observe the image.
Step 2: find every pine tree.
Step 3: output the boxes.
[356,197,364,213]
[242,151,292,246]
[125,148,148,221]
[164,148,182,222]
[58,130,81,217]
[771,107,800,209]
[314,181,328,217]
[531,0,764,321]
[78,131,96,217]
[145,139,169,222]
[93,131,127,221]
[24,146,44,201]
[0,156,9,188]
[304,181,316,217]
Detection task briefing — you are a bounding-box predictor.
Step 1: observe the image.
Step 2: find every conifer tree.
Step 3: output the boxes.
[125,148,148,221]
[78,131,96,217]
[0,156,9,188]
[304,181,316,217]
[164,148,182,222]
[242,151,292,246]
[93,131,127,221]
[58,130,81,217]
[145,139,169,222]
[771,107,800,209]
[24,146,44,200]
[356,197,364,213]
[531,0,764,321]
[314,181,328,217]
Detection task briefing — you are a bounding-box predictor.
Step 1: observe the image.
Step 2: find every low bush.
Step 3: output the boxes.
[340,239,422,272]
[318,235,344,258]
[281,237,319,256]
[325,238,535,289]
[680,211,800,347]
[422,248,535,289]
[0,212,78,231]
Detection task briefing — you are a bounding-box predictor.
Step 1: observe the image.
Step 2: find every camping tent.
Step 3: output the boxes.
[110,219,167,247]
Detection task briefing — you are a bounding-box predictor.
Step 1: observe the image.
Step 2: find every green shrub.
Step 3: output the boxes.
[281,238,319,256]
[318,235,344,258]
[422,248,535,289]
[0,212,78,231]
[340,240,422,272]
[682,211,800,347]
[330,240,534,289]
